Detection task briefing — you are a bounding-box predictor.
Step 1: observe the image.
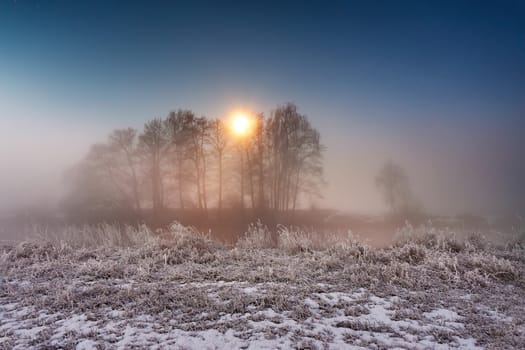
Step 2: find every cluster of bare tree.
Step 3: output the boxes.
[64,103,324,217]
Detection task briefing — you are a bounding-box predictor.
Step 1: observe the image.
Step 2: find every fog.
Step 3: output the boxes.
[1,1,523,221]
[323,117,525,215]
[0,120,98,212]
[1,106,524,217]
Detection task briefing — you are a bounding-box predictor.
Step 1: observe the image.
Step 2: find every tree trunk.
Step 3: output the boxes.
[292,169,301,211]
[246,150,255,209]
[152,154,161,217]
[218,151,223,212]
[195,157,203,210]
[123,150,141,214]
[240,149,245,209]
[201,151,208,215]
[257,141,264,210]
[177,157,185,210]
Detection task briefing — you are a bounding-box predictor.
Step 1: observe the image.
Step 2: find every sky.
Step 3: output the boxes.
[1,0,524,215]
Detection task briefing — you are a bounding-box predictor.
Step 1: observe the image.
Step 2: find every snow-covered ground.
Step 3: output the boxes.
[0,282,484,349]
[1,225,524,349]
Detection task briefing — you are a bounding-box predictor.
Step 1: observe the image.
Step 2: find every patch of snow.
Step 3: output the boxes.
[424,308,461,322]
[242,286,258,294]
[460,294,472,300]
[76,339,98,350]
[14,326,46,338]
[304,298,319,309]
[51,314,98,342]
[108,309,125,318]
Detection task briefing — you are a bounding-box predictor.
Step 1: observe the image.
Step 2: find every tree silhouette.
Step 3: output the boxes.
[138,118,170,216]
[266,103,324,211]
[108,128,142,213]
[166,110,193,210]
[65,129,143,214]
[208,118,229,212]
[65,103,325,219]
[375,160,421,216]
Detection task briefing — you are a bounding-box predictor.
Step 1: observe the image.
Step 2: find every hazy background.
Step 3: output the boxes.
[1,0,524,216]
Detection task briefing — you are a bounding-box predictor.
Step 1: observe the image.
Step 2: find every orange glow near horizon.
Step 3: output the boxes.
[230,112,253,137]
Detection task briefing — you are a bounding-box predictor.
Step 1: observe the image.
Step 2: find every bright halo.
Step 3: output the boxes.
[231,113,251,136]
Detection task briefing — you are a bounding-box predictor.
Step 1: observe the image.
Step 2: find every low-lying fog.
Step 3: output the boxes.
[1,105,524,218]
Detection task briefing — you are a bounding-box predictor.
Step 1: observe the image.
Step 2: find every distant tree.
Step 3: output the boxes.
[64,102,326,219]
[138,118,170,216]
[235,132,247,210]
[166,110,192,209]
[375,160,421,216]
[253,113,266,210]
[196,117,211,212]
[244,133,256,209]
[62,154,121,215]
[266,103,324,211]
[181,114,211,212]
[208,118,229,211]
[64,128,143,215]
[237,113,267,211]
[108,128,142,213]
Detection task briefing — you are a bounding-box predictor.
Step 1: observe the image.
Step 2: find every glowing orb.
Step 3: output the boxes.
[231,113,251,136]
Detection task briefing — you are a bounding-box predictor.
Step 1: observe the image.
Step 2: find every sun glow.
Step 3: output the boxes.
[230,113,252,137]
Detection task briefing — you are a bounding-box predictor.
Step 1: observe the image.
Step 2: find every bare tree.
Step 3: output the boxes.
[108,128,142,213]
[266,103,324,211]
[65,103,325,218]
[138,118,170,216]
[197,117,211,212]
[241,113,266,210]
[173,112,210,212]
[63,147,125,215]
[208,118,228,212]
[245,140,256,209]
[375,160,421,216]
[230,127,250,210]
[166,110,192,209]
[254,114,266,210]
[235,137,247,210]
[67,129,143,214]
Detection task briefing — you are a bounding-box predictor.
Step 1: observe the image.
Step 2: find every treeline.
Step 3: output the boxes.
[63,103,324,218]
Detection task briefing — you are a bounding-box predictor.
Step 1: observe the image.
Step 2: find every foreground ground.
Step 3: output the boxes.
[1,224,524,349]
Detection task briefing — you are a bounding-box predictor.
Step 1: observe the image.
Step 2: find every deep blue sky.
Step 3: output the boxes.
[1,0,524,214]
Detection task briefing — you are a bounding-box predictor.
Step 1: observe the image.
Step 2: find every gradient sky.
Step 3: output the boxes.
[1,0,524,214]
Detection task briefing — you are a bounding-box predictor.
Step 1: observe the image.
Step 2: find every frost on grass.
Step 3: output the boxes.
[0,287,484,349]
[0,223,524,349]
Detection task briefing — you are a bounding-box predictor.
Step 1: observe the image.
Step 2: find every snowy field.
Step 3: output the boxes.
[1,224,524,349]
